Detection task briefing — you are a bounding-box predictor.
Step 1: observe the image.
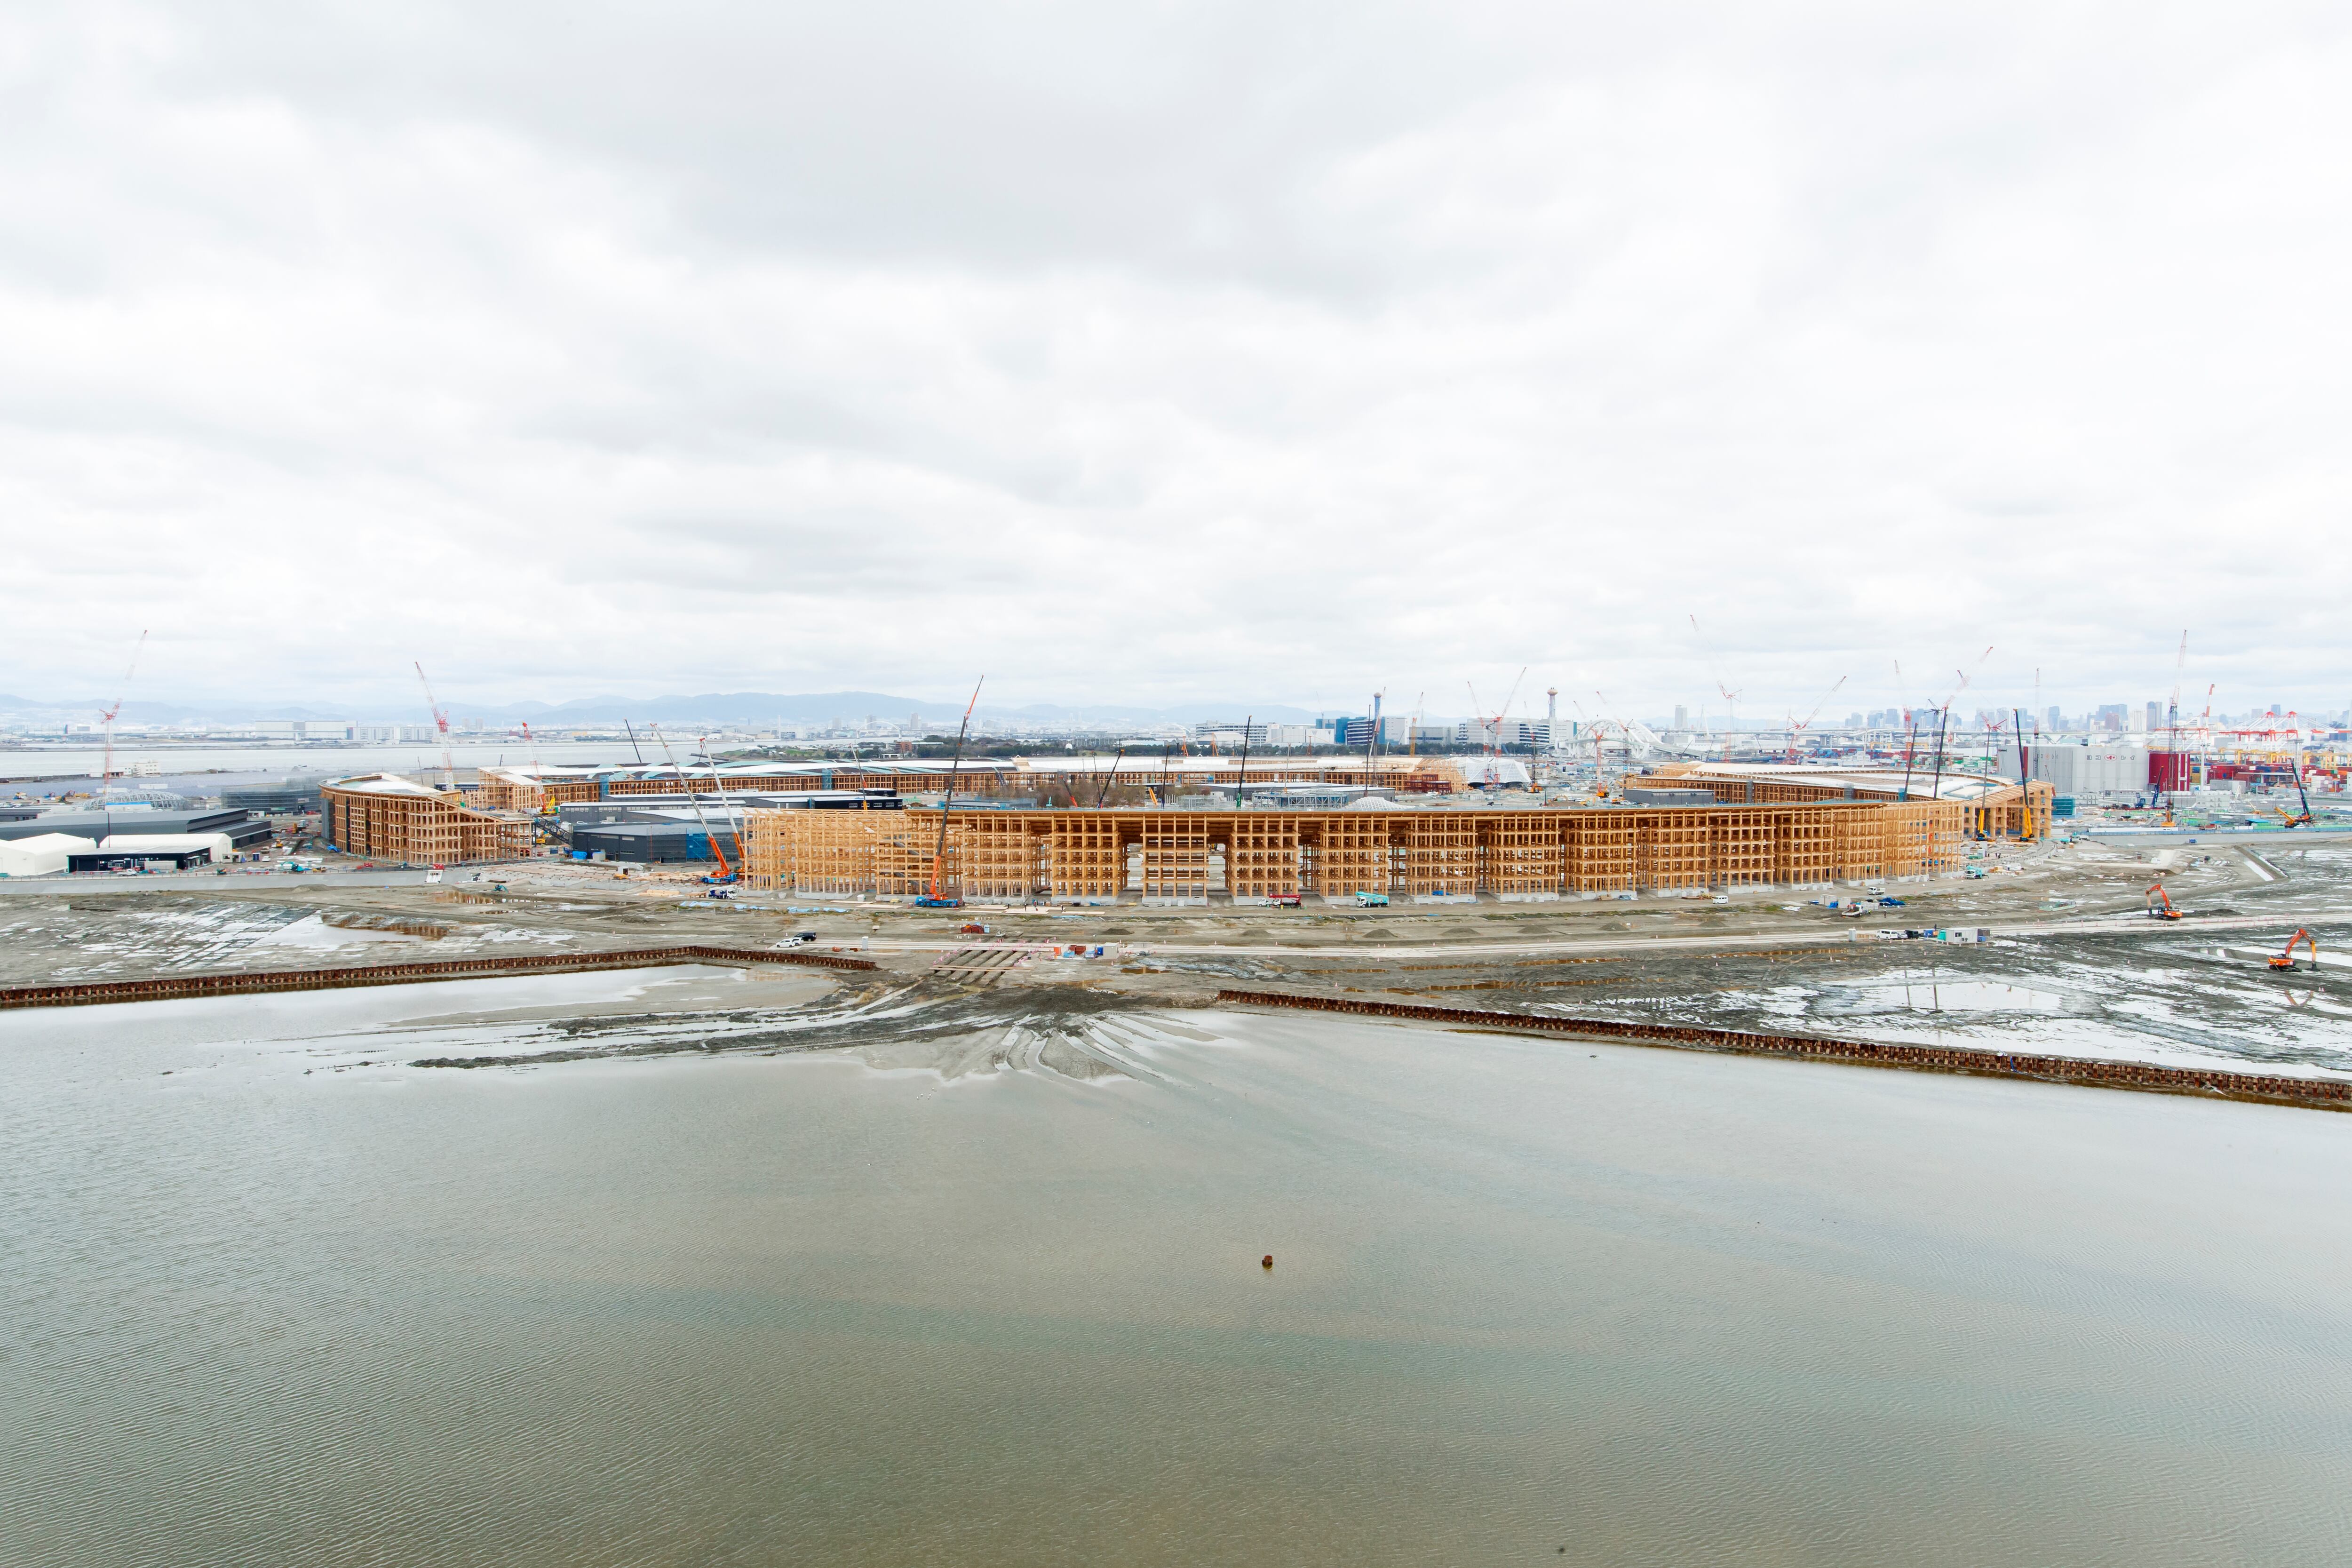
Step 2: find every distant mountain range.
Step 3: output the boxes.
[0,690,1339,729]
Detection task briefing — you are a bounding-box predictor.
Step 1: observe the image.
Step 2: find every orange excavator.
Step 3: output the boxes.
[2145,883,2184,921]
[2268,929,2319,971]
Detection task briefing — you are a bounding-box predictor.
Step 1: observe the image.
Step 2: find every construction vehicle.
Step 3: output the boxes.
[646,723,737,883]
[2145,883,2184,921]
[2279,760,2316,828]
[2268,929,2319,971]
[1355,891,1389,907]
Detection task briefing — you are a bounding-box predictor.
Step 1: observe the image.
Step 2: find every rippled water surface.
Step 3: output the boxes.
[6,987,2352,1566]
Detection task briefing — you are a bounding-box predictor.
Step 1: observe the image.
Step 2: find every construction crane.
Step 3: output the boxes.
[1688,613,1742,734]
[519,720,555,817]
[648,723,736,881]
[921,677,985,906]
[413,661,457,791]
[2013,709,2036,837]
[2280,758,2315,828]
[2145,883,2184,921]
[1786,675,1847,762]
[95,629,148,801]
[2268,929,2319,971]
[1465,668,1528,754]
[1092,745,1128,808]
[2165,631,2188,752]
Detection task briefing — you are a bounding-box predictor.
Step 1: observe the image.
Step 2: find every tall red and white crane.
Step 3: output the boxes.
[97,629,148,799]
[1465,667,1528,754]
[413,661,456,791]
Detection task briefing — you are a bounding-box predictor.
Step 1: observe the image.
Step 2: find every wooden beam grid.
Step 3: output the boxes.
[1482,818,1564,894]
[321,786,529,864]
[960,816,1034,901]
[1137,818,1214,899]
[1044,815,1126,899]
[1774,814,1836,887]
[1637,812,1707,891]
[741,804,1965,900]
[1397,819,1479,896]
[1226,818,1302,899]
[1311,818,1394,897]
[1709,810,1776,887]
[1562,817,1638,892]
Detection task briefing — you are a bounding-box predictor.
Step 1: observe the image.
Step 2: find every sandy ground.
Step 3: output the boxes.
[7,831,2350,1082]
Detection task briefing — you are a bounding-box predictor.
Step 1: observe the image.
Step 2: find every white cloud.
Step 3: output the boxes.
[1,1,2348,723]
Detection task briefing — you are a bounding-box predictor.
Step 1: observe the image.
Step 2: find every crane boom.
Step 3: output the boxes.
[1788,674,1847,759]
[414,661,456,791]
[925,677,985,904]
[97,629,148,799]
[2166,630,2188,751]
[648,723,732,880]
[1688,613,1742,732]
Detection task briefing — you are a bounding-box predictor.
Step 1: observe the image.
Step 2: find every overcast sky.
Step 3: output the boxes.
[4,2,2348,723]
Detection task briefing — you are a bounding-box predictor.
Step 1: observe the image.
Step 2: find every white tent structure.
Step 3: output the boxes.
[0,833,98,877]
[95,833,235,864]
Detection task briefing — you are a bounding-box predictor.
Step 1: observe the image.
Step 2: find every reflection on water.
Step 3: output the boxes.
[5,991,2352,1567]
[1854,978,2072,1013]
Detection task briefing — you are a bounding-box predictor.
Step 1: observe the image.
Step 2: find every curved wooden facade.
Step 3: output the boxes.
[743,801,1964,902]
[322,778,532,864]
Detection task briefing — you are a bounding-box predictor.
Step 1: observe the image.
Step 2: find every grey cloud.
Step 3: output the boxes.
[1,3,2349,720]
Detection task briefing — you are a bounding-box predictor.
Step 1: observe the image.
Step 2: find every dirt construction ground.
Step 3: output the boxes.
[7,831,2350,1080]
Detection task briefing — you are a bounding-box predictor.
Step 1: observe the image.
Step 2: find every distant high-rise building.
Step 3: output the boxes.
[2044,706,2062,731]
[1673,705,1689,730]
[2145,700,2164,732]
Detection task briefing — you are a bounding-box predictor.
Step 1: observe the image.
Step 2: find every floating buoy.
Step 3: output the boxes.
[1262,1254,1274,1269]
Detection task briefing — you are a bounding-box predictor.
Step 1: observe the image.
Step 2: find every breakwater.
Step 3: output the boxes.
[0,945,878,1011]
[1216,988,2352,1113]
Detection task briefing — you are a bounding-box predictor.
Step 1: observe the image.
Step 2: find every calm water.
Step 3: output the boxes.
[5,985,2351,1566]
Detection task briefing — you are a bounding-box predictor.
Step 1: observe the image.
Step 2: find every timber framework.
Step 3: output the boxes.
[744,801,1965,903]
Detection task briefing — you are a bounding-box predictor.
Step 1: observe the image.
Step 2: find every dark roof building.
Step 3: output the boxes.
[0,808,270,848]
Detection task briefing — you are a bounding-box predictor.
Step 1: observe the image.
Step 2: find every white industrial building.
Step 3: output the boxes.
[1996,743,2150,800]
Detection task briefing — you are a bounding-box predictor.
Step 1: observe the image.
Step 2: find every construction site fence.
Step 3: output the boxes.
[0,945,877,1011]
[1215,990,2352,1113]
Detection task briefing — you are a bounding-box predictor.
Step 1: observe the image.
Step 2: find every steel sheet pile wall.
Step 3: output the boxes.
[742,803,1962,900]
[1215,989,2352,1114]
[0,944,878,1011]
